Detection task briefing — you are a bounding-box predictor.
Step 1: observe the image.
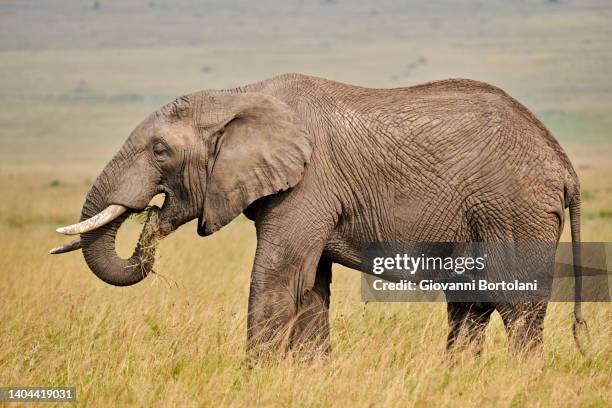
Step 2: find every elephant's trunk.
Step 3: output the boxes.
[78,175,163,287]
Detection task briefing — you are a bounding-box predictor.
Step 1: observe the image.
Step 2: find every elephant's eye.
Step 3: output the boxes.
[152,142,168,158]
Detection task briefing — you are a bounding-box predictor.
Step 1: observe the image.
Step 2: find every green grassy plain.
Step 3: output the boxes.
[1,1,611,407]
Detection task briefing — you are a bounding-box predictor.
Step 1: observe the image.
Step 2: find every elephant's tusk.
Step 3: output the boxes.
[56,204,127,235]
[49,238,82,254]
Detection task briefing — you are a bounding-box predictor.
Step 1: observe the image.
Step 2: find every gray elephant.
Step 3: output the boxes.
[51,74,586,357]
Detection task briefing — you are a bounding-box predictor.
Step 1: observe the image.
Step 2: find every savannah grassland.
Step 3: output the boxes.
[0,1,611,407]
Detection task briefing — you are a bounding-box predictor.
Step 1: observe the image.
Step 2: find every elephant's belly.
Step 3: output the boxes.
[323,201,468,270]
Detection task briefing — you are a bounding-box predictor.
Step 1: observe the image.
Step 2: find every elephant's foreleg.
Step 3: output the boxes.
[245,192,336,362]
[246,269,297,360]
[246,231,331,361]
[289,257,332,355]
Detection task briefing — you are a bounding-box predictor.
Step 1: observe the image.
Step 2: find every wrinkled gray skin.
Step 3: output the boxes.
[70,74,585,357]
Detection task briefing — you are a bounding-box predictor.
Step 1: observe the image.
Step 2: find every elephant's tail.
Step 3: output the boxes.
[569,193,589,355]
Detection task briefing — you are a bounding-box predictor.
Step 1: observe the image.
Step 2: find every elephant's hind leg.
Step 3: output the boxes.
[289,257,332,355]
[497,302,547,354]
[446,302,495,355]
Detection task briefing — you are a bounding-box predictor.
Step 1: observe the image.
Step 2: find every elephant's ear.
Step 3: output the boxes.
[200,92,312,235]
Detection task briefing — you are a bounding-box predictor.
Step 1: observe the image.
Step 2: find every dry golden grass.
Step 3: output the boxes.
[0,165,610,407]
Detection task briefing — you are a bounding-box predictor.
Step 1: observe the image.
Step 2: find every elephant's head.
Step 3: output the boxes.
[51,91,312,286]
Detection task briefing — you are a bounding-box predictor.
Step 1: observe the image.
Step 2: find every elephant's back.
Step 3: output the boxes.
[381,78,578,201]
[345,78,580,234]
[311,75,574,170]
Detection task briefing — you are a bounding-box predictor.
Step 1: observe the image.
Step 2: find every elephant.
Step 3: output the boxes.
[51,73,587,357]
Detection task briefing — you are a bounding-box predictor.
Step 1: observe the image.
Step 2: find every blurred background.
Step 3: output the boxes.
[0,1,610,406]
[1,0,611,234]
